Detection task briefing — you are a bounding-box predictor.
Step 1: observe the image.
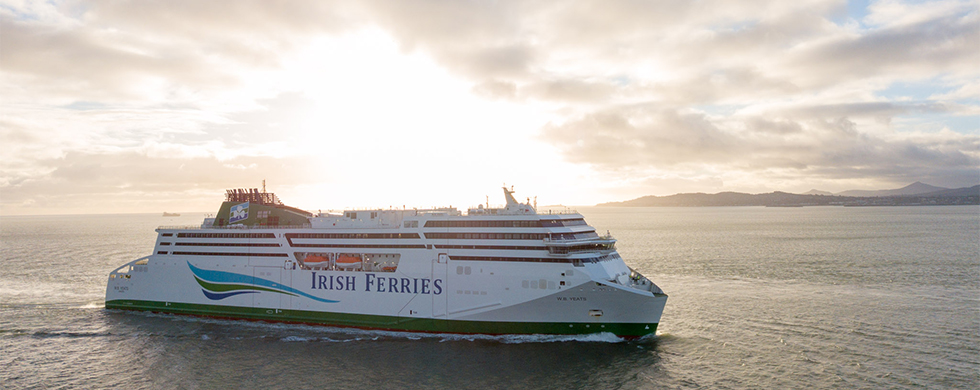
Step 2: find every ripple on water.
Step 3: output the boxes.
[1,210,977,389]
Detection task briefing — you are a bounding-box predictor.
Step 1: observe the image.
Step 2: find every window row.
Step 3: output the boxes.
[435,244,546,251]
[424,220,543,228]
[546,243,615,255]
[540,219,588,227]
[176,232,276,239]
[450,254,610,264]
[450,253,620,264]
[170,251,289,257]
[169,242,282,247]
[289,244,427,249]
[426,232,549,240]
[285,233,420,240]
[548,231,599,240]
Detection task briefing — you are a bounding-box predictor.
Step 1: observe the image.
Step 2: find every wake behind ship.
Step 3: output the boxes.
[106,187,667,337]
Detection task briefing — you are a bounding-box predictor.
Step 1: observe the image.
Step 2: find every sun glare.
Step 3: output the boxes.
[250,29,587,210]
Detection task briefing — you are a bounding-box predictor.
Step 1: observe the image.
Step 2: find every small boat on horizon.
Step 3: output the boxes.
[162,212,180,217]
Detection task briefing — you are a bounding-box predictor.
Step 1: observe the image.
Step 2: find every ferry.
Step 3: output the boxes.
[106,187,667,337]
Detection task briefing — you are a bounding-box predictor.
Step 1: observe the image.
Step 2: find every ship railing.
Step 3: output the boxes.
[543,235,616,244]
[465,206,580,215]
[157,224,313,231]
[108,256,150,280]
[540,208,579,215]
[627,267,664,294]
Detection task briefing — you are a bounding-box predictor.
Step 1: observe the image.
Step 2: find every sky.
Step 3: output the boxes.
[1,0,978,215]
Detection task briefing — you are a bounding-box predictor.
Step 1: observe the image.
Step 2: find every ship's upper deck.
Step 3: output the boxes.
[192,186,582,231]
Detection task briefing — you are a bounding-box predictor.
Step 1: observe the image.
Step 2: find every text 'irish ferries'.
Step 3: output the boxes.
[311,272,444,295]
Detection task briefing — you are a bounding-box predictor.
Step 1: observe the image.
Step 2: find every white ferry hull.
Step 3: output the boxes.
[107,252,666,337]
[106,187,668,338]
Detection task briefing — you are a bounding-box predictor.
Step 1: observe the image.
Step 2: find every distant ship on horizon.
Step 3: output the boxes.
[162,212,180,217]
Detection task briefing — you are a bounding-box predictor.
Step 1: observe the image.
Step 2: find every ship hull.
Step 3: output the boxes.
[106,253,666,338]
[104,299,662,337]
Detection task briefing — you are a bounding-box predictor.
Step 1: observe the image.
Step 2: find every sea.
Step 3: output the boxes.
[1,206,977,389]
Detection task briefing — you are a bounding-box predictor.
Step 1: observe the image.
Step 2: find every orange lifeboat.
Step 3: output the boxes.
[304,255,329,264]
[303,254,329,269]
[335,254,362,270]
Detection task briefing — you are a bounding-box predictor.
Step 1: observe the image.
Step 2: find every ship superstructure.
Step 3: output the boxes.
[106,187,667,337]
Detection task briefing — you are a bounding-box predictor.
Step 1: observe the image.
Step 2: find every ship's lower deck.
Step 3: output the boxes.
[105,298,661,337]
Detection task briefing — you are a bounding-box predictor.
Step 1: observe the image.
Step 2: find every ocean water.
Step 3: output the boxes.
[1,206,977,389]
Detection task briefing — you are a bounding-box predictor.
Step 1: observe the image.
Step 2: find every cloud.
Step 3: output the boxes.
[541,104,978,188]
[1,151,317,214]
[359,0,978,192]
[782,7,979,87]
[1,17,236,102]
[542,106,742,167]
[1,0,358,105]
[1,0,978,214]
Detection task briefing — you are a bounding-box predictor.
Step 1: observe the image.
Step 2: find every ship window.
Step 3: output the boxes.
[159,242,170,246]
[161,233,173,237]
[157,251,168,255]
[371,212,378,219]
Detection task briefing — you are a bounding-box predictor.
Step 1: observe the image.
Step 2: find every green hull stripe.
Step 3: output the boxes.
[193,276,297,296]
[105,299,658,337]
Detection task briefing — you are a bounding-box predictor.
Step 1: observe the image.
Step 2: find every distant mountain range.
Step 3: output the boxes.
[599,182,980,207]
[833,182,948,197]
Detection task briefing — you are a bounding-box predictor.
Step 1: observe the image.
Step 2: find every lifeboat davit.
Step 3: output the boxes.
[336,254,362,270]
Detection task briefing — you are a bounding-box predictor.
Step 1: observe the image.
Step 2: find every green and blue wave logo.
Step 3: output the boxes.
[188,262,338,303]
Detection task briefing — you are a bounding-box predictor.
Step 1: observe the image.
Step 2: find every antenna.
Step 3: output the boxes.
[262,179,266,193]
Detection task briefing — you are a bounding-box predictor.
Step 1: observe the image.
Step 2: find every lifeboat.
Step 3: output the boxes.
[303,254,330,269]
[335,254,362,270]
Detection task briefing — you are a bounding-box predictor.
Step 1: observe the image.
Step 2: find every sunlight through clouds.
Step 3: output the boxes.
[1,0,977,215]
